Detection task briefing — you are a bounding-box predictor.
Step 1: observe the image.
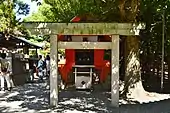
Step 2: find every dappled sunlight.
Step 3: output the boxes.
[126,50,140,75]
[1,81,170,112]
[57,90,115,113]
[121,36,144,98]
[111,80,119,94]
[0,81,119,113]
[0,83,50,113]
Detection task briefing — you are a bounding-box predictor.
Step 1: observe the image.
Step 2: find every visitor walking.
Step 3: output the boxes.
[45,55,50,78]
[37,55,44,81]
[0,53,12,91]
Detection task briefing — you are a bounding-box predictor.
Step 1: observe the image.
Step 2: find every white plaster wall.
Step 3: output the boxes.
[71,36,98,42]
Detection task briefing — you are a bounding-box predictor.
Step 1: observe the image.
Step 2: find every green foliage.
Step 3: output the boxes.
[0,0,31,36]
[23,1,54,22]
[58,49,65,56]
[23,0,170,57]
[24,0,120,22]
[0,0,15,32]
[140,1,170,58]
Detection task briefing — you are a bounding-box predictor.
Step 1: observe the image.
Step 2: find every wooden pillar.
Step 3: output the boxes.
[35,48,38,58]
[111,35,119,107]
[50,34,58,107]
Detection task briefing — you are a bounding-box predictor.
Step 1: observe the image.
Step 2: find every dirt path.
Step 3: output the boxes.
[0,82,170,113]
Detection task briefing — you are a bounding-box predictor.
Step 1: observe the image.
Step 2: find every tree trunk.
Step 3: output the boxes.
[121,36,146,98]
[118,0,147,98]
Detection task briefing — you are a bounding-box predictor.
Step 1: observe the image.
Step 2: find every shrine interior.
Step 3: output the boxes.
[58,35,125,90]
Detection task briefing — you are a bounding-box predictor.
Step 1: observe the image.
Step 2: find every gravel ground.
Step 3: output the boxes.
[1,81,170,113]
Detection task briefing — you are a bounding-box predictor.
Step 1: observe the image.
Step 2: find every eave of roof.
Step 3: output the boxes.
[0,32,43,49]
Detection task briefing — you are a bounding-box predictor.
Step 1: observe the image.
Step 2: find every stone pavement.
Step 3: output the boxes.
[1,81,170,113]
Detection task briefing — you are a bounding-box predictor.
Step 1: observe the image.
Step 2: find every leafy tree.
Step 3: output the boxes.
[0,0,31,38]
[24,0,120,22]
[139,1,170,91]
[24,1,51,22]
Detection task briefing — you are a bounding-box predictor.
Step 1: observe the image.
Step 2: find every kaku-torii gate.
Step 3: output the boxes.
[23,22,144,107]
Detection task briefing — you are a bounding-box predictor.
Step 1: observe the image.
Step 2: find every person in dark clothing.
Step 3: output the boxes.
[28,56,34,82]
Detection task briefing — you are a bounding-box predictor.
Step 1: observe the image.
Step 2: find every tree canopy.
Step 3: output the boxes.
[24,0,120,22]
[0,0,31,36]
[23,0,170,62]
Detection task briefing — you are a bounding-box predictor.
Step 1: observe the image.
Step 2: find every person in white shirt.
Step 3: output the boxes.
[0,53,12,91]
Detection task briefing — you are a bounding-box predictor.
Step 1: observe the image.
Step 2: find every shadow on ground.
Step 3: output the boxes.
[57,90,119,113]
[0,82,170,113]
[0,82,50,113]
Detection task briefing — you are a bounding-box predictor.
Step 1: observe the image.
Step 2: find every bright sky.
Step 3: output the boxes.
[16,0,41,21]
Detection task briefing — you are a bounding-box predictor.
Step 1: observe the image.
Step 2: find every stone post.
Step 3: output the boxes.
[111,35,119,107]
[50,35,58,107]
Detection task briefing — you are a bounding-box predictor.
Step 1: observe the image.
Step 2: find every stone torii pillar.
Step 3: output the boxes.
[111,35,119,107]
[22,22,145,108]
[50,35,58,106]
